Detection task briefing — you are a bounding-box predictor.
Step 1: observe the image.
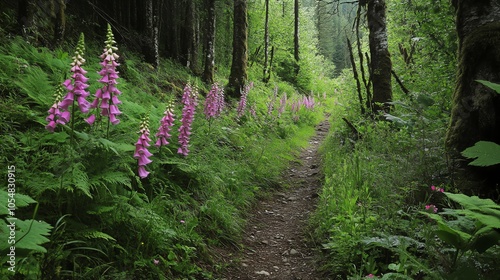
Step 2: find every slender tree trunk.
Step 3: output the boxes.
[227,0,248,98]
[203,0,216,84]
[18,0,36,40]
[145,0,159,68]
[53,0,66,46]
[263,0,270,83]
[446,0,500,195]
[186,0,199,72]
[294,0,300,63]
[366,0,392,113]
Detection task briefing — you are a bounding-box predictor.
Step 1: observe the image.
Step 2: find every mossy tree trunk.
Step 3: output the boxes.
[446,0,500,195]
[366,0,392,113]
[227,0,248,98]
[202,0,216,84]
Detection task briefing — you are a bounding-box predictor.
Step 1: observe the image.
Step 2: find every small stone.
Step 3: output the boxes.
[290,249,299,255]
[255,270,270,276]
[261,240,269,245]
[273,266,279,270]
[241,263,248,267]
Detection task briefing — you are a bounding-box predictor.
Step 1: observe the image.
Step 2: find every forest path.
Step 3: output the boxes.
[215,119,330,280]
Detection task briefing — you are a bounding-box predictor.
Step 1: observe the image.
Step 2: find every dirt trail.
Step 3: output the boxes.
[216,120,330,280]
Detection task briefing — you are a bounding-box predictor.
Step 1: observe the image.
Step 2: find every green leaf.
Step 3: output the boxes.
[470,226,500,253]
[0,190,36,216]
[0,219,52,252]
[462,141,500,166]
[383,113,407,125]
[477,80,500,94]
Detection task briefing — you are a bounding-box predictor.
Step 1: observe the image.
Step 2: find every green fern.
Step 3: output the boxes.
[68,162,92,198]
[80,230,117,242]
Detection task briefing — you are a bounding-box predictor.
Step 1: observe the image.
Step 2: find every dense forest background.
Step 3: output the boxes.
[1,0,500,279]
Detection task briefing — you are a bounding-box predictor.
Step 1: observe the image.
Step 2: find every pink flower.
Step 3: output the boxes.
[237,83,252,117]
[178,84,197,156]
[88,24,122,126]
[430,185,444,193]
[134,116,153,179]
[267,86,278,116]
[59,33,91,119]
[45,85,67,132]
[425,204,438,213]
[204,83,221,119]
[278,92,287,117]
[366,274,374,278]
[153,259,159,265]
[155,102,175,147]
[180,220,185,224]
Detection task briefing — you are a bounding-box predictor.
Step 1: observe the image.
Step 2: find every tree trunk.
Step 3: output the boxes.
[446,0,500,195]
[366,0,392,113]
[144,0,159,68]
[18,0,36,40]
[294,0,300,63]
[53,0,66,46]
[186,0,199,72]
[203,0,216,84]
[227,0,248,98]
[263,0,270,83]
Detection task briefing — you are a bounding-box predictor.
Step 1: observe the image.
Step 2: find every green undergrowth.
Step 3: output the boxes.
[0,37,326,279]
[312,70,500,279]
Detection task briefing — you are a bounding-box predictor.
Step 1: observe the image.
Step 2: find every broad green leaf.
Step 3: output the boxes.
[445,192,499,209]
[477,80,500,94]
[461,141,500,166]
[383,113,407,125]
[0,219,52,252]
[0,190,36,216]
[470,226,500,253]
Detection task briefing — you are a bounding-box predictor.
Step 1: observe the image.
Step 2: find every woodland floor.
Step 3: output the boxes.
[214,119,330,280]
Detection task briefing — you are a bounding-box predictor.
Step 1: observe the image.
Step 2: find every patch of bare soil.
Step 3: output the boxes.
[214,120,330,280]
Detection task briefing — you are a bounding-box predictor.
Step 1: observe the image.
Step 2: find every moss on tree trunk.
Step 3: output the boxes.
[367,0,392,114]
[446,1,500,196]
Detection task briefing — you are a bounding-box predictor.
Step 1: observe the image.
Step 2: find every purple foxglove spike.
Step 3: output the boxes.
[109,114,120,125]
[138,166,150,179]
[85,114,96,125]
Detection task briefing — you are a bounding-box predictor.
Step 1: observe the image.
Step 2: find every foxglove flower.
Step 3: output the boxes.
[267,86,278,116]
[178,84,198,156]
[216,86,226,116]
[156,102,175,147]
[45,85,68,132]
[204,83,219,119]
[60,33,91,116]
[237,83,252,117]
[134,116,153,179]
[250,102,257,118]
[277,92,287,117]
[87,24,122,125]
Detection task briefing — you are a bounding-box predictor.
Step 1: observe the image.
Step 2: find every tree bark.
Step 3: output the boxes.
[53,0,66,46]
[144,0,159,68]
[446,0,500,195]
[185,0,199,72]
[263,0,270,83]
[294,0,300,63]
[294,0,300,76]
[366,0,392,113]
[18,0,36,40]
[203,0,216,84]
[227,0,248,98]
